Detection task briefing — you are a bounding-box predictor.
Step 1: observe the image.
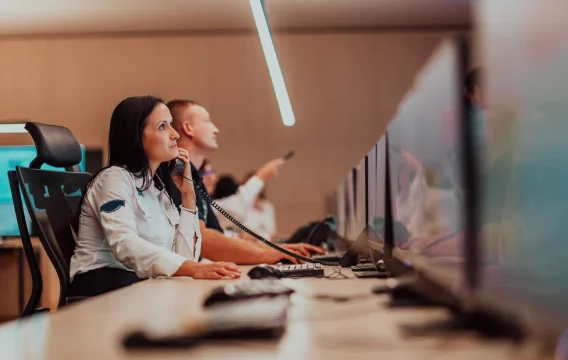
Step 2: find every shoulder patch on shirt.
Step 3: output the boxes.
[100,200,126,213]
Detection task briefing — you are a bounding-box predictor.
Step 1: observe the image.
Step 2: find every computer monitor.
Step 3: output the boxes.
[353,157,367,240]
[367,135,389,262]
[333,166,360,242]
[386,37,470,299]
[335,179,346,239]
[343,169,357,242]
[476,0,568,342]
[337,157,374,259]
[0,145,86,237]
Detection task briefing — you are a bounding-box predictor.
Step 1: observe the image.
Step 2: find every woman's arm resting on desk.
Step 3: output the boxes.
[174,260,240,279]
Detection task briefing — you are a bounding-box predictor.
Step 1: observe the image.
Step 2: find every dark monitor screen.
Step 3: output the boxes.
[0,145,86,237]
[344,170,356,242]
[335,179,346,239]
[478,0,568,337]
[387,38,466,289]
[354,157,367,240]
[334,173,352,241]
[367,136,388,254]
[334,166,359,243]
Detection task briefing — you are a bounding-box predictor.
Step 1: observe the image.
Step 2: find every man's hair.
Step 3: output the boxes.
[166,99,201,129]
[464,67,483,96]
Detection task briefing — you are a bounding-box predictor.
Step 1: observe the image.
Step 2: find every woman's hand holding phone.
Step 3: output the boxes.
[171,148,196,209]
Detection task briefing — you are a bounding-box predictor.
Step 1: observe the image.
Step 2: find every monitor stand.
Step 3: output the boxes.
[338,229,375,267]
[372,277,445,307]
[374,277,524,339]
[337,230,390,278]
[398,306,525,341]
[352,260,390,278]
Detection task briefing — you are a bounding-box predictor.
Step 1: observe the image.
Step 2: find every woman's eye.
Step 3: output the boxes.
[159,124,165,130]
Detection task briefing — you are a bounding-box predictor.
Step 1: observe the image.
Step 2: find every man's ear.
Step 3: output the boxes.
[473,85,482,100]
[182,121,194,139]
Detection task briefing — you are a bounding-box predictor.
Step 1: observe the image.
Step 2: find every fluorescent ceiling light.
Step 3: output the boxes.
[249,0,296,127]
[0,123,27,133]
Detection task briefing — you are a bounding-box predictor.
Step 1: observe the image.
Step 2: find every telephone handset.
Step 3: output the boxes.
[169,158,186,177]
[169,158,338,266]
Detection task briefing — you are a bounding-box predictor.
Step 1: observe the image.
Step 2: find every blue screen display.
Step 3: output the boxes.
[0,145,86,237]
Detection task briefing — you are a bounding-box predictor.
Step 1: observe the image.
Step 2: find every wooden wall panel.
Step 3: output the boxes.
[0,31,450,235]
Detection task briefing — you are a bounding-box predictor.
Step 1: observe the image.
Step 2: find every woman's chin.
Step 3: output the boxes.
[160,154,177,165]
[169,149,180,159]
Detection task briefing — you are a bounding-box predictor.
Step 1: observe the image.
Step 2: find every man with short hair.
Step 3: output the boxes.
[167,99,322,264]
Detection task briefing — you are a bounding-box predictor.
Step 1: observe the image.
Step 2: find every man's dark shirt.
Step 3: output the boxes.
[170,162,224,233]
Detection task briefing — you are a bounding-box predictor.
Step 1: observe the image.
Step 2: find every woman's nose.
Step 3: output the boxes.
[171,128,180,140]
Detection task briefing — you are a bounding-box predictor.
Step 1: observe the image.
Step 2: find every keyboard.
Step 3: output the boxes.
[204,280,295,307]
[277,263,325,278]
[311,251,345,262]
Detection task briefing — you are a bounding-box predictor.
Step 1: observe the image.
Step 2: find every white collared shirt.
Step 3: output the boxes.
[69,166,201,280]
[243,200,276,241]
[214,176,264,232]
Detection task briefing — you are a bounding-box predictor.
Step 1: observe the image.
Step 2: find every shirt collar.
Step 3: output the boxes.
[132,171,165,197]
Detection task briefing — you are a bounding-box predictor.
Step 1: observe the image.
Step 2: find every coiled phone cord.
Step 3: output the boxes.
[181,174,340,266]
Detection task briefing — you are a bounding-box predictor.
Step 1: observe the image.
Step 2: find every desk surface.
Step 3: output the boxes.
[0,238,42,250]
[0,266,548,360]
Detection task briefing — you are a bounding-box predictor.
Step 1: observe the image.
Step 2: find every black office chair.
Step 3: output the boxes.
[8,170,47,316]
[12,122,92,313]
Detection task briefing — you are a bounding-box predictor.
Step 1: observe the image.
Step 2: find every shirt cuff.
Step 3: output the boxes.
[154,249,187,277]
[178,209,202,261]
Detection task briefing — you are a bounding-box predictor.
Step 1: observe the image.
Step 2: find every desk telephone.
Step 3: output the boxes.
[168,156,339,266]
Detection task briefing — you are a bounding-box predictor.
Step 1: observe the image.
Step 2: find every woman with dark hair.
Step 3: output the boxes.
[68,96,240,297]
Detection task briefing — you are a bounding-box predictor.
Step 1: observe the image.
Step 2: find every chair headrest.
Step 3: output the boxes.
[25,122,82,169]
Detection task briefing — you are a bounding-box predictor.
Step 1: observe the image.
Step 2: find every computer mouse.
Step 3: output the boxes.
[247,264,284,279]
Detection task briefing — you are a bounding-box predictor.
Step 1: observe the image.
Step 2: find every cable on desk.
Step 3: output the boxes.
[324,267,354,280]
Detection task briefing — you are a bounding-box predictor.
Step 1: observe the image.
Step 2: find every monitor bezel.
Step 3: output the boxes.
[385,35,474,307]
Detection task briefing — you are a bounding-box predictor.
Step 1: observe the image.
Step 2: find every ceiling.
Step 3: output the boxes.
[0,0,471,36]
